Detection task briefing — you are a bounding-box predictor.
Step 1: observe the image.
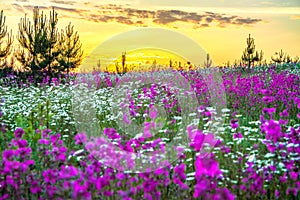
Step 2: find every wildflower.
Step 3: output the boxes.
[42,169,57,184]
[262,96,275,104]
[261,120,282,143]
[275,190,280,198]
[261,89,272,96]
[74,133,87,145]
[14,127,25,138]
[149,105,158,119]
[253,144,258,149]
[72,180,91,200]
[195,155,221,178]
[30,181,41,194]
[289,171,298,181]
[123,113,131,124]
[3,149,14,160]
[233,132,243,139]
[262,107,276,115]
[38,139,50,145]
[230,119,239,129]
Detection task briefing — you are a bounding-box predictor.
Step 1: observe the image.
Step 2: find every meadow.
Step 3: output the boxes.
[0,63,299,200]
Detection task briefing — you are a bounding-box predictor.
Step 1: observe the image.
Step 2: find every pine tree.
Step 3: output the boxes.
[15,7,83,81]
[15,7,49,77]
[0,10,13,69]
[57,22,83,75]
[241,34,262,69]
[39,7,60,79]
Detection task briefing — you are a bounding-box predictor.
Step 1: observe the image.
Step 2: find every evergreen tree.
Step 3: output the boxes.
[15,7,49,78]
[39,7,60,78]
[57,22,83,75]
[241,34,262,69]
[15,7,83,81]
[0,10,13,70]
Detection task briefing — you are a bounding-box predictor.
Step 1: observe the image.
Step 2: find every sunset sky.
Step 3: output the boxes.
[1,0,300,70]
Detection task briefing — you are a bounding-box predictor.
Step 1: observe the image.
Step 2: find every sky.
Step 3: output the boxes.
[0,0,300,70]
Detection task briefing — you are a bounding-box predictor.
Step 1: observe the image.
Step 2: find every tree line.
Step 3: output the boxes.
[0,7,83,82]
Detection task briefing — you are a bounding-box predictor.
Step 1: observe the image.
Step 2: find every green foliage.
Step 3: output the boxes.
[271,49,292,64]
[0,10,13,69]
[57,22,83,75]
[241,34,263,69]
[15,7,83,80]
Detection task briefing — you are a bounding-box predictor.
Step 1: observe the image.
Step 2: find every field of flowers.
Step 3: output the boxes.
[0,63,299,200]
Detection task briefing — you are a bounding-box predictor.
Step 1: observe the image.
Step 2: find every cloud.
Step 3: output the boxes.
[10,3,263,29]
[50,0,76,5]
[12,4,25,13]
[233,17,262,25]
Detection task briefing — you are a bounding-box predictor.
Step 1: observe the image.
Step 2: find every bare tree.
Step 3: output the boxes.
[203,53,212,68]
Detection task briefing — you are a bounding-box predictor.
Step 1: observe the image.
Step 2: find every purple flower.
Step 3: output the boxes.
[42,169,57,184]
[230,119,239,129]
[50,133,61,144]
[0,194,9,200]
[38,139,50,145]
[262,107,276,115]
[74,133,87,145]
[195,155,221,178]
[290,171,298,181]
[30,181,41,194]
[14,127,25,138]
[12,139,28,148]
[275,190,280,198]
[103,128,121,140]
[262,96,275,104]
[3,149,14,160]
[233,132,243,139]
[261,120,282,143]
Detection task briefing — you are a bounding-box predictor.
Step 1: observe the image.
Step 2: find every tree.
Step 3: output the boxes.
[121,51,126,74]
[15,7,48,76]
[271,49,292,64]
[203,53,212,68]
[0,10,13,70]
[57,22,83,75]
[152,59,157,71]
[15,7,83,81]
[241,34,262,69]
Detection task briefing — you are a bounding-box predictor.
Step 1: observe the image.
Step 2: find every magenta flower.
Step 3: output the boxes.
[72,180,91,200]
[149,105,158,119]
[38,139,50,145]
[123,113,131,124]
[14,127,25,138]
[30,181,41,194]
[42,169,57,184]
[195,155,221,178]
[3,149,14,160]
[289,172,298,181]
[189,130,205,151]
[261,120,282,143]
[233,132,243,139]
[230,119,239,129]
[262,96,275,104]
[74,133,87,145]
[262,107,276,115]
